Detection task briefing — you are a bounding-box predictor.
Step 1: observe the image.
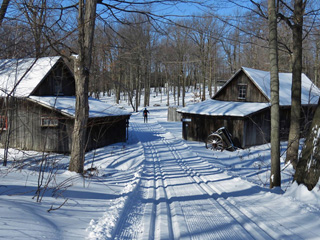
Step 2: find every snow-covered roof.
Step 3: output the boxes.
[242,67,320,105]
[178,99,270,117]
[29,96,131,118]
[0,56,61,97]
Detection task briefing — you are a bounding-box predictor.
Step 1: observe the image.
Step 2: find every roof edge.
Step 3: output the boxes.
[212,68,242,99]
[27,96,75,118]
[29,56,62,96]
[241,67,270,101]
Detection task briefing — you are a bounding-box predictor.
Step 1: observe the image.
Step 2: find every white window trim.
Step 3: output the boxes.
[238,83,247,100]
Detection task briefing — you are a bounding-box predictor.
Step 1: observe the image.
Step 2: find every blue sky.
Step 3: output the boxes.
[150,1,242,19]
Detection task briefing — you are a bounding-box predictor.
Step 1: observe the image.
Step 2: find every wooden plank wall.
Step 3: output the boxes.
[214,71,269,103]
[86,116,129,151]
[8,99,72,153]
[182,113,245,148]
[1,99,130,153]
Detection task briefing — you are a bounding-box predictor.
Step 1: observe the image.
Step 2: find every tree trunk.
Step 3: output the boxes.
[209,55,213,98]
[286,0,304,169]
[144,62,150,107]
[315,42,320,87]
[3,97,12,166]
[268,0,281,188]
[135,67,140,112]
[0,0,10,26]
[201,40,206,101]
[294,99,320,190]
[177,72,180,106]
[69,0,97,173]
[166,67,170,106]
[182,69,186,107]
[116,71,121,104]
[213,45,218,94]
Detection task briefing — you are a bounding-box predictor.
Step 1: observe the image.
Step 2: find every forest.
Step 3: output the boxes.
[1,0,320,187]
[1,0,320,111]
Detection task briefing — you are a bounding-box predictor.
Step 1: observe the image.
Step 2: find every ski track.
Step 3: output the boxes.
[111,117,305,240]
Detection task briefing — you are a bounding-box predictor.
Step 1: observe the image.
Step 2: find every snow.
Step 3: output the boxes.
[311,125,320,162]
[178,99,270,116]
[0,56,61,97]
[242,67,320,105]
[29,96,131,117]
[180,67,320,117]
[1,90,320,239]
[285,181,320,205]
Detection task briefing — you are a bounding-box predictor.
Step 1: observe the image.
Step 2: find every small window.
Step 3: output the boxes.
[41,117,58,127]
[0,116,7,130]
[238,84,247,100]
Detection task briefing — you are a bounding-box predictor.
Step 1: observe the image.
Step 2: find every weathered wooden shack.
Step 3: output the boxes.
[178,67,320,148]
[0,56,130,153]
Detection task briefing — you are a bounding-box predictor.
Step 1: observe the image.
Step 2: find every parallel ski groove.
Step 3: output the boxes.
[158,129,274,240]
[133,122,175,240]
[153,144,174,240]
[115,120,300,240]
[142,122,251,239]
[140,172,156,240]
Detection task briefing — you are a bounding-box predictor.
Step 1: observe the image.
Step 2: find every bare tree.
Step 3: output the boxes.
[22,0,48,57]
[279,0,306,168]
[169,21,189,106]
[0,0,10,26]
[268,0,281,188]
[189,16,212,101]
[69,0,97,173]
[294,98,320,190]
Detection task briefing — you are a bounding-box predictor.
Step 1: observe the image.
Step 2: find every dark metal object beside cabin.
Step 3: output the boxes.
[205,127,236,151]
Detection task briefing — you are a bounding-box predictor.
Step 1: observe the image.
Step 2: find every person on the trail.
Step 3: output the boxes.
[143,108,149,123]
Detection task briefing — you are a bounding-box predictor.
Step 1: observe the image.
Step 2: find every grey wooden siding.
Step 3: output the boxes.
[244,110,270,147]
[167,107,182,122]
[214,71,269,103]
[181,69,318,148]
[0,98,73,153]
[0,98,129,153]
[86,116,129,151]
[181,113,245,148]
[181,105,316,149]
[0,58,129,153]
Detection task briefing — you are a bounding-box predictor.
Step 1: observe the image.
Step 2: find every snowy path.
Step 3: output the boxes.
[111,117,278,240]
[2,100,320,239]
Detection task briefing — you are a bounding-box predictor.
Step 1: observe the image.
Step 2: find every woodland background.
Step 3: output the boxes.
[1,0,320,112]
[1,0,320,186]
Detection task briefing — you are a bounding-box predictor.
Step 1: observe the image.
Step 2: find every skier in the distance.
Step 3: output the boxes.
[143,108,149,123]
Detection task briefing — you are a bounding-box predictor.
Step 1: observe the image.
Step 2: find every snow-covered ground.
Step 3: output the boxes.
[1,89,320,239]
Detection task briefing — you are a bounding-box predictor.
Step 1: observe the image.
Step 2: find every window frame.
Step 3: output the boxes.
[41,117,59,127]
[238,83,247,100]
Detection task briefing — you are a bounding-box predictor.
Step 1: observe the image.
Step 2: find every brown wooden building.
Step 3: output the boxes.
[0,56,130,153]
[178,67,320,148]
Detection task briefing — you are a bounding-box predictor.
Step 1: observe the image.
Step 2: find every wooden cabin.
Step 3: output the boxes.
[0,56,130,153]
[178,67,320,148]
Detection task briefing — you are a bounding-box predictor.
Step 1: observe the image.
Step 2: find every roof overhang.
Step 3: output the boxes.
[178,99,270,117]
[28,96,131,119]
